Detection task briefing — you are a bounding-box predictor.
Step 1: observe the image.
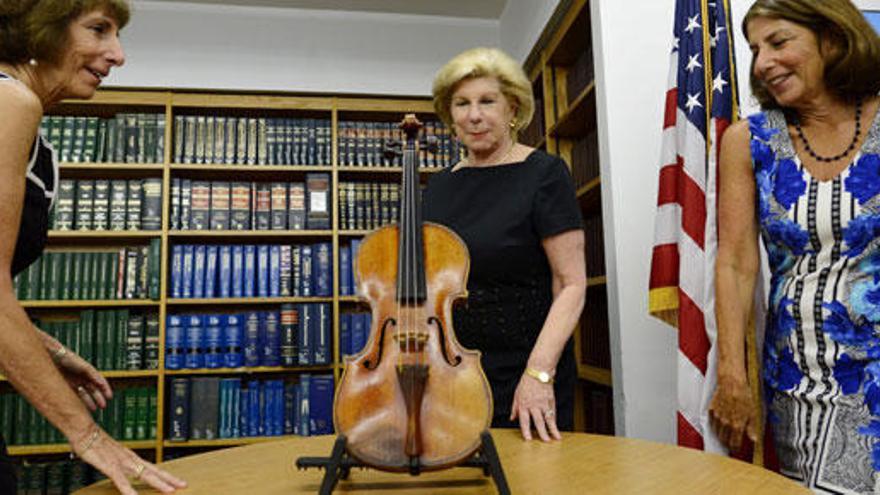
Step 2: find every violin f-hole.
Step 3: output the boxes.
[362,317,395,370]
[427,316,462,366]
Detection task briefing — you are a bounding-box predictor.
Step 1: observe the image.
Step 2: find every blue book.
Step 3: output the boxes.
[284,383,296,435]
[264,380,279,436]
[168,378,190,441]
[299,245,312,297]
[184,315,204,369]
[182,244,195,298]
[313,242,332,297]
[243,311,261,367]
[239,386,250,438]
[309,374,334,435]
[274,381,285,436]
[351,312,367,355]
[223,313,244,368]
[205,245,218,298]
[299,374,310,436]
[291,245,302,297]
[269,244,281,297]
[192,244,206,298]
[248,380,261,437]
[256,244,269,298]
[293,381,302,435]
[170,245,183,298]
[230,378,241,438]
[219,379,229,438]
[297,304,312,365]
[262,310,281,367]
[279,245,291,297]
[231,245,244,298]
[218,245,232,298]
[338,245,352,296]
[313,303,331,365]
[204,314,223,369]
[244,245,256,298]
[339,312,351,357]
[165,315,186,370]
[280,304,298,366]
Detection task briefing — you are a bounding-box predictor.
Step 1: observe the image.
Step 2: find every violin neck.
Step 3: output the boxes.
[396,133,427,304]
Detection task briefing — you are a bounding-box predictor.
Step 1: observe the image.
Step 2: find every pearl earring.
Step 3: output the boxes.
[509,119,517,129]
[28,58,38,67]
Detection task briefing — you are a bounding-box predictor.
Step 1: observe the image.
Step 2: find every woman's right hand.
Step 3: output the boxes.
[74,427,187,494]
[708,374,759,453]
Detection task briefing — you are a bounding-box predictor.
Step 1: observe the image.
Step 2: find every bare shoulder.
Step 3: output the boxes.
[0,82,42,134]
[719,119,753,170]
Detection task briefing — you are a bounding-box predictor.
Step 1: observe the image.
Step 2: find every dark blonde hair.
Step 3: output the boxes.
[432,47,534,137]
[743,0,880,108]
[0,0,130,65]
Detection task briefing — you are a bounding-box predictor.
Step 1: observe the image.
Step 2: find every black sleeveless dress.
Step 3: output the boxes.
[423,150,583,430]
[0,70,59,490]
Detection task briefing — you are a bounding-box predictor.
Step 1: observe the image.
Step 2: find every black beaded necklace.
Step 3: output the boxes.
[794,98,863,163]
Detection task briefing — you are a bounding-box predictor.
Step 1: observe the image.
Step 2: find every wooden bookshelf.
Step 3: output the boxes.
[524,0,611,434]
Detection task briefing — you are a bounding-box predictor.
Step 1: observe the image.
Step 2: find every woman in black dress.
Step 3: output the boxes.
[424,47,586,442]
[0,2,185,493]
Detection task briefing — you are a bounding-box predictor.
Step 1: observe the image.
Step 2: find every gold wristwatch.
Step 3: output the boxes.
[524,366,554,384]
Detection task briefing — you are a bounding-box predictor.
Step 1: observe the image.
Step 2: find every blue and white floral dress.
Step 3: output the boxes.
[750,108,880,493]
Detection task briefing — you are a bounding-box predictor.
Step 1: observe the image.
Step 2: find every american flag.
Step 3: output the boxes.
[649,0,739,453]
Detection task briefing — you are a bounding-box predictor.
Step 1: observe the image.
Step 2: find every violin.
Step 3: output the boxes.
[333,114,493,473]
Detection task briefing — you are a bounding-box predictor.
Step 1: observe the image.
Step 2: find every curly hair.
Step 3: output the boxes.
[432,47,534,138]
[743,0,880,108]
[0,0,130,65]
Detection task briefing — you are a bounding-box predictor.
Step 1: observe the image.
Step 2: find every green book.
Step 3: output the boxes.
[25,257,41,300]
[148,238,161,301]
[71,115,87,162]
[0,395,11,443]
[115,309,129,370]
[70,251,83,300]
[48,251,62,301]
[135,388,149,440]
[96,252,109,300]
[38,252,51,300]
[83,116,99,162]
[105,310,117,371]
[148,388,158,439]
[60,115,75,162]
[95,117,108,162]
[79,310,95,365]
[27,403,40,445]
[86,251,98,300]
[13,396,28,445]
[59,251,72,300]
[112,390,124,439]
[123,389,137,440]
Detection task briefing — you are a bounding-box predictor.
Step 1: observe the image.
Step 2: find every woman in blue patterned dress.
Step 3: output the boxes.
[708,0,880,492]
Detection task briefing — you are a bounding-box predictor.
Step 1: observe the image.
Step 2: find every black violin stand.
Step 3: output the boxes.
[295,431,510,495]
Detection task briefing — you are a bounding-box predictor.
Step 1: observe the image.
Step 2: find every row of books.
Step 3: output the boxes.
[571,129,600,190]
[51,178,162,231]
[1,387,156,447]
[338,181,401,231]
[520,91,545,147]
[13,242,161,301]
[567,47,595,106]
[583,212,606,278]
[166,375,333,441]
[339,312,370,358]
[169,242,332,299]
[337,240,362,296]
[165,304,331,370]
[169,174,329,231]
[41,113,166,164]
[12,459,99,495]
[337,120,462,169]
[172,116,332,166]
[581,287,611,371]
[35,310,159,371]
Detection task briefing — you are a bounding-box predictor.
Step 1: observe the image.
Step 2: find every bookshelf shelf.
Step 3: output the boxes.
[48,230,161,240]
[337,230,373,237]
[578,364,612,387]
[164,365,332,376]
[548,82,596,139]
[0,370,156,382]
[166,296,333,306]
[336,166,444,175]
[20,300,160,309]
[169,164,331,173]
[60,163,165,171]
[163,435,299,449]
[587,275,607,287]
[8,440,156,456]
[576,177,601,212]
[168,230,332,240]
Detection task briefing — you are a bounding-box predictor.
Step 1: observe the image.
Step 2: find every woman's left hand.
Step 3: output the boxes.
[54,348,113,412]
[510,373,561,442]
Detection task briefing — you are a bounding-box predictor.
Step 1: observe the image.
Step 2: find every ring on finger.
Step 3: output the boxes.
[133,462,145,479]
[76,386,86,395]
[544,409,555,418]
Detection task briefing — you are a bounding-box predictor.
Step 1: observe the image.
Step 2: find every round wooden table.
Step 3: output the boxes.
[75,429,809,494]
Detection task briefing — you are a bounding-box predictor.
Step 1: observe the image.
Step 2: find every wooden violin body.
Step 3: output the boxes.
[333,115,492,472]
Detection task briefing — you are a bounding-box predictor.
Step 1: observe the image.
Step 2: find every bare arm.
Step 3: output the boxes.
[708,119,761,451]
[512,228,586,441]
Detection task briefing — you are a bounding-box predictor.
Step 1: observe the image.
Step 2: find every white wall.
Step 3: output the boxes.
[109,1,500,95]
[499,0,561,63]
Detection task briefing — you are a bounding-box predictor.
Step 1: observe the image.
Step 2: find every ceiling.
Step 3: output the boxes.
[144,0,509,19]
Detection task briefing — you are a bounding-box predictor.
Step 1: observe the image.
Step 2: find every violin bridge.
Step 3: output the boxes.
[392,332,429,353]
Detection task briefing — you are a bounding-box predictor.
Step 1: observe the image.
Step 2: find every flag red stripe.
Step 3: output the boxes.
[649,243,679,289]
[677,412,705,450]
[656,157,706,249]
[663,88,678,129]
[678,289,709,374]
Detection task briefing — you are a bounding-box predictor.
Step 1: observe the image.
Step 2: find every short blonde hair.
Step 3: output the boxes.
[432,47,534,137]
